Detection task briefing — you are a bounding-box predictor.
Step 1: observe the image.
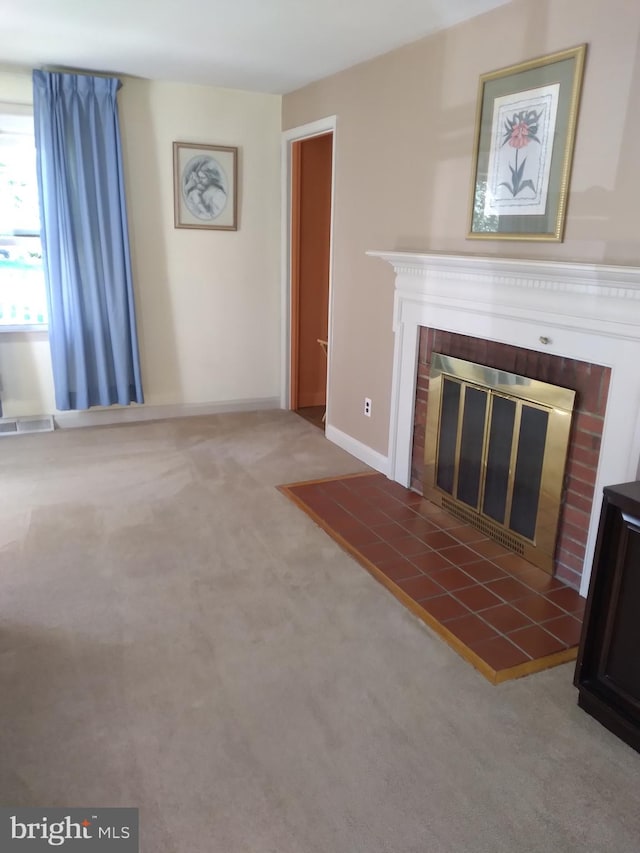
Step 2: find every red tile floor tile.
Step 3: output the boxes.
[421,594,469,623]
[278,472,583,684]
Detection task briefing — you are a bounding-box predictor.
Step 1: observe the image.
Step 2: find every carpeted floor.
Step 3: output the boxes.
[1,411,639,852]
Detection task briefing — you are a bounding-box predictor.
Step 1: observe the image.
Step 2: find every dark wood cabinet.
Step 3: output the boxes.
[575,481,640,752]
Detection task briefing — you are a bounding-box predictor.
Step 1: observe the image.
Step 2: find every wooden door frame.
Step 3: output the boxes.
[281,116,337,417]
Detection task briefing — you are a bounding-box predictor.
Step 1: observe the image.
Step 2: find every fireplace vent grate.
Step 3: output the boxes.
[441,496,524,556]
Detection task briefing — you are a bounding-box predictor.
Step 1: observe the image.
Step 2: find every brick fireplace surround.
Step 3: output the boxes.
[412,329,609,590]
[368,251,640,597]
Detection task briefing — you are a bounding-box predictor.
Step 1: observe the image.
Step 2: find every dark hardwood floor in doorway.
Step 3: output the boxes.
[296,406,325,431]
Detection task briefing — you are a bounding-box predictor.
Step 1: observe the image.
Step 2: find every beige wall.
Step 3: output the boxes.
[0,70,281,416]
[282,0,640,457]
[120,79,281,407]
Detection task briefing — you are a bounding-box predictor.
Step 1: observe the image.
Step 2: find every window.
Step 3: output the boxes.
[0,109,47,330]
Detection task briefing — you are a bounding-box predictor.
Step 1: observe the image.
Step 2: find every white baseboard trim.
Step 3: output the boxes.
[54,397,280,429]
[324,423,390,476]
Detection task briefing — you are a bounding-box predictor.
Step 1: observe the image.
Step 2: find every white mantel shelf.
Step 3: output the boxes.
[368,250,640,597]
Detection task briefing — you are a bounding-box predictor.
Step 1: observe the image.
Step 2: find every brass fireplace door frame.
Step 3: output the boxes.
[424,354,576,574]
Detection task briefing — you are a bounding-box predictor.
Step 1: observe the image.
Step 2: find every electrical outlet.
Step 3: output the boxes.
[364,397,372,417]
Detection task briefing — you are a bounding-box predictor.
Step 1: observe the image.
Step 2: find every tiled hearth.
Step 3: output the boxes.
[279,472,584,684]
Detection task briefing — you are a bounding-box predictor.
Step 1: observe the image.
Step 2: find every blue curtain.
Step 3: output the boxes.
[32,70,143,410]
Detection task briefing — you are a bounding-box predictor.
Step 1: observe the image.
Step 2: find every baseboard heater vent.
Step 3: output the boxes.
[0,415,55,436]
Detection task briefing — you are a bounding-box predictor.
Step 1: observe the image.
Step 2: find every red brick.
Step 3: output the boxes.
[475,339,489,365]
[563,546,587,567]
[574,412,605,436]
[411,452,424,474]
[565,490,595,515]
[430,331,440,353]
[537,357,552,383]
[466,337,480,360]
[556,534,586,560]
[514,350,529,376]
[411,441,424,468]
[557,548,585,573]
[546,360,564,387]
[555,565,581,590]
[599,369,611,411]
[566,459,597,486]
[580,371,605,414]
[572,429,602,452]
[562,521,589,548]
[559,536,586,560]
[570,444,600,470]
[562,504,591,529]
[414,441,425,464]
[566,475,596,500]
[556,549,584,574]
[575,360,594,401]
[473,339,487,362]
[574,359,590,384]
[483,342,501,369]
[418,328,429,363]
[520,350,534,377]
[414,401,427,425]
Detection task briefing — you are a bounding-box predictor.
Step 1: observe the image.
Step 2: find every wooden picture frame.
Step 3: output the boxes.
[467,45,586,242]
[173,142,238,230]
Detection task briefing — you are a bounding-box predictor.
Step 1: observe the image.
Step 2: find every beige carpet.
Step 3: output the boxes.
[0,411,638,852]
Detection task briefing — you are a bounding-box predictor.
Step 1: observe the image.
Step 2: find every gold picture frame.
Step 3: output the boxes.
[467,45,586,242]
[173,142,238,230]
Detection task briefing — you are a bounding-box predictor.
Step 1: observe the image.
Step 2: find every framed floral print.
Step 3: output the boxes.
[173,142,238,230]
[468,45,586,242]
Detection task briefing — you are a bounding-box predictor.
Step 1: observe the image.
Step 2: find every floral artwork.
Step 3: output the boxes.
[483,84,559,218]
[499,109,542,198]
[468,45,586,241]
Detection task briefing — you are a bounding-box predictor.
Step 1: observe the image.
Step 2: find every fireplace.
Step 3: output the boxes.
[415,337,606,588]
[368,251,640,596]
[423,353,575,574]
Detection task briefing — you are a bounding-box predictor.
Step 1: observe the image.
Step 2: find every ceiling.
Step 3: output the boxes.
[2,0,510,94]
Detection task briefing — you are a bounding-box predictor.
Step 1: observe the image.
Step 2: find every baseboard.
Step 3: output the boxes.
[54,397,280,429]
[324,424,390,476]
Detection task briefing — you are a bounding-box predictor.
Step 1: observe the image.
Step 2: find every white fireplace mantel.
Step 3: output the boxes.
[368,250,640,596]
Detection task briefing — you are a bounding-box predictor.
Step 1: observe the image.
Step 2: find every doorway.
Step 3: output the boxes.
[282,117,336,430]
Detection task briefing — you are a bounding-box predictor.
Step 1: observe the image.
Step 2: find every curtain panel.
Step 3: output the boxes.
[33,70,143,411]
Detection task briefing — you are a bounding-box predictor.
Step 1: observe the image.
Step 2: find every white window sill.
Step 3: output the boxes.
[0,324,48,334]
